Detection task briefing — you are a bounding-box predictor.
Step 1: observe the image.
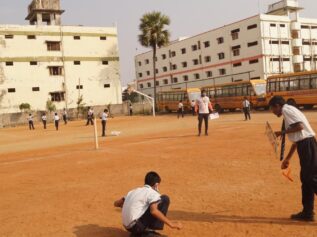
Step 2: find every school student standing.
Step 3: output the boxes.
[86,107,94,125]
[62,108,68,125]
[41,113,47,129]
[242,97,251,121]
[54,113,60,131]
[270,96,317,221]
[101,109,108,137]
[195,91,213,136]
[177,100,184,119]
[28,113,35,130]
[191,100,196,116]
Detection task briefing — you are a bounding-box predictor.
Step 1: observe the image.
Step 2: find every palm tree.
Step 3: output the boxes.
[138,11,170,110]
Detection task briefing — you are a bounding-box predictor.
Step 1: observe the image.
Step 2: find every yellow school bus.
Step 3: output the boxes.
[266,71,317,109]
[202,80,267,112]
[157,88,201,112]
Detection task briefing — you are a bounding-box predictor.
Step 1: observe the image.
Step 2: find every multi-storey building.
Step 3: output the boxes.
[135,0,317,96]
[0,0,122,114]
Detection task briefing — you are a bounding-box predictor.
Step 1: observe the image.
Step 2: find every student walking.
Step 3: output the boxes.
[242,97,251,121]
[114,171,182,236]
[62,108,68,125]
[270,96,317,222]
[28,113,35,130]
[86,107,94,125]
[54,113,60,131]
[101,109,108,137]
[195,90,213,136]
[177,100,184,119]
[41,113,47,129]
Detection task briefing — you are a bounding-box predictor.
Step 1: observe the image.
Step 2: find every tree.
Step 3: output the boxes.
[46,99,56,113]
[138,11,170,109]
[19,103,31,112]
[76,95,85,118]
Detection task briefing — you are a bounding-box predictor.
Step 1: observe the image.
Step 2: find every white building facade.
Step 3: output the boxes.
[0,0,122,114]
[135,0,317,96]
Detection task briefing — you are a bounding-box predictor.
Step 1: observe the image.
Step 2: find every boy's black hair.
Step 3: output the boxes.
[268,96,286,107]
[104,109,108,112]
[145,171,161,186]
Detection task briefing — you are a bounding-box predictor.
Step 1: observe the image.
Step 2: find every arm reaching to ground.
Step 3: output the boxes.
[281,143,297,169]
[150,202,182,230]
[114,197,125,208]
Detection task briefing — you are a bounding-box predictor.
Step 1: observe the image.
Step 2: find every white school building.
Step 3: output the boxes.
[0,0,122,114]
[135,0,317,96]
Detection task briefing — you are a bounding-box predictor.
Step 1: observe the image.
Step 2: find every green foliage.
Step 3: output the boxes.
[19,103,31,112]
[46,100,56,113]
[76,95,86,118]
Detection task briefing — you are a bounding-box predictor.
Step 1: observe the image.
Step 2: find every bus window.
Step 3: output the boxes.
[268,81,276,92]
[253,83,266,96]
[229,87,236,96]
[311,76,317,89]
[216,88,222,97]
[236,86,243,96]
[188,91,201,101]
[222,88,229,97]
[299,78,310,90]
[279,80,289,91]
[289,79,299,90]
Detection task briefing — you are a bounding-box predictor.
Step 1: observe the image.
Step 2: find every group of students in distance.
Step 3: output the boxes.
[114,95,317,237]
[27,108,67,131]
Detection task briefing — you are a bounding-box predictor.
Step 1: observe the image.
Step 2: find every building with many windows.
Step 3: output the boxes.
[0,0,122,114]
[135,0,317,96]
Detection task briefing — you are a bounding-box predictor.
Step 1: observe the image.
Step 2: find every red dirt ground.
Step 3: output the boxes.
[0,112,317,237]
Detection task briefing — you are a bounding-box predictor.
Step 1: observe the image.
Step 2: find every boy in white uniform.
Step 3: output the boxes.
[28,113,35,130]
[54,112,60,131]
[100,109,108,137]
[177,100,184,119]
[41,113,47,129]
[114,172,182,236]
[269,96,317,221]
[195,91,213,136]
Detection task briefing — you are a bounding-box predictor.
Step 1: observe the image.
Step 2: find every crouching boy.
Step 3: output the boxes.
[114,171,182,236]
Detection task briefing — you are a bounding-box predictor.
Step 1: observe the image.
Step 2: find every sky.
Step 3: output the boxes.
[0,0,316,86]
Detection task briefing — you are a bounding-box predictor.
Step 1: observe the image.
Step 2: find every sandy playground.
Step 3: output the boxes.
[0,111,317,237]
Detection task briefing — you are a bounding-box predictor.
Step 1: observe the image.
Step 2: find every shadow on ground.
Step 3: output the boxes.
[73,225,128,237]
[169,210,317,226]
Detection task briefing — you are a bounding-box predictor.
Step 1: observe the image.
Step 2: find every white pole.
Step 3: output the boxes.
[93,117,99,150]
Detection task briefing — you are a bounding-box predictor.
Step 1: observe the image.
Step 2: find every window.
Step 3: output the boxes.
[140,84,144,89]
[74,61,81,65]
[247,24,257,30]
[217,37,224,44]
[301,25,310,29]
[74,36,81,40]
[5,35,14,39]
[233,62,242,67]
[8,88,15,93]
[205,56,211,63]
[270,23,276,27]
[192,45,198,51]
[232,45,240,56]
[312,26,317,29]
[280,24,286,28]
[204,41,210,48]
[170,51,176,57]
[194,73,200,79]
[102,61,109,65]
[304,57,311,62]
[172,64,177,70]
[49,66,63,76]
[100,36,107,40]
[182,62,187,68]
[251,77,260,80]
[147,82,151,88]
[163,66,167,72]
[104,84,111,88]
[206,71,212,77]
[27,35,36,39]
[303,40,311,45]
[138,73,143,77]
[269,40,279,44]
[193,59,199,65]
[156,81,159,86]
[219,68,226,75]
[183,75,189,81]
[248,41,258,47]
[76,85,83,89]
[173,77,178,83]
[6,62,14,66]
[145,59,150,64]
[249,59,259,64]
[218,53,225,60]
[163,79,168,85]
[138,61,142,66]
[146,71,150,76]
[270,58,280,62]
[181,48,186,54]
[231,29,240,40]
[46,41,61,51]
[31,87,40,92]
[50,92,65,102]
[282,58,290,62]
[30,61,38,65]
[281,41,289,45]
[155,69,159,74]
[162,54,167,59]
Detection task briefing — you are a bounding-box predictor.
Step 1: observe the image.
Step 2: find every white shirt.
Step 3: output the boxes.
[196,96,210,114]
[282,104,315,142]
[178,102,183,109]
[28,115,33,121]
[42,115,47,121]
[54,115,60,121]
[191,101,196,107]
[243,100,250,108]
[122,185,161,229]
[101,112,108,121]
[63,111,67,116]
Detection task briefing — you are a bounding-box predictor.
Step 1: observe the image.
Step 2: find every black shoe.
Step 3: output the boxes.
[290,211,315,222]
[198,133,201,137]
[205,133,208,136]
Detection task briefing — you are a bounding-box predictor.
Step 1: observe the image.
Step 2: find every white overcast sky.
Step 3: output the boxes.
[0,0,316,86]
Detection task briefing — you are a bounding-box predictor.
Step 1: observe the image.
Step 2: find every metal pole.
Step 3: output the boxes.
[93,117,99,150]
